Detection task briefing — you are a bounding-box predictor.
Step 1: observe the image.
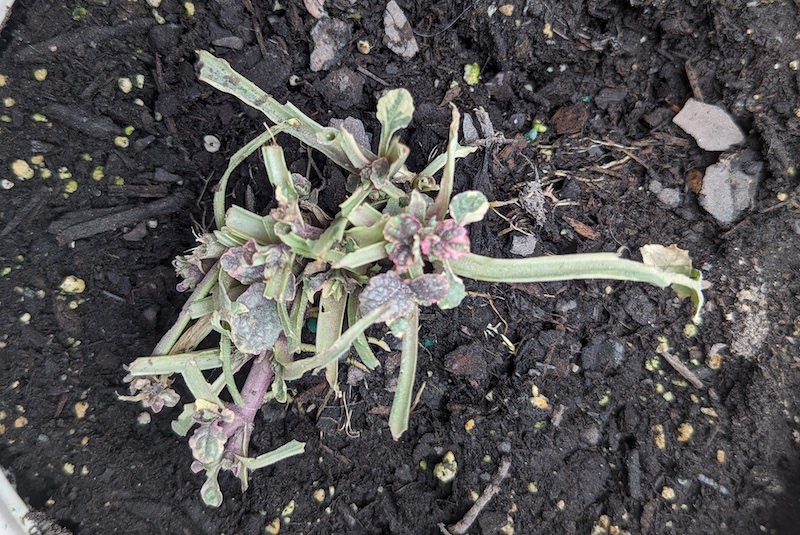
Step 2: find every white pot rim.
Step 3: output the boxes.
[1,467,32,535]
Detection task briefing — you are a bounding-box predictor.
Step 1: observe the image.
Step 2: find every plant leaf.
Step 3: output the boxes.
[200,464,223,507]
[189,420,227,465]
[436,269,466,310]
[640,244,694,273]
[421,220,470,261]
[407,274,450,306]
[376,88,414,157]
[449,191,489,225]
[358,271,414,323]
[227,283,283,354]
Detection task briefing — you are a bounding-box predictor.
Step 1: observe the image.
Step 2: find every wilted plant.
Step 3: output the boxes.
[123,51,704,506]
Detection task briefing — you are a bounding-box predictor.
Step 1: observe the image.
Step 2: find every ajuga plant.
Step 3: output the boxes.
[122,51,705,506]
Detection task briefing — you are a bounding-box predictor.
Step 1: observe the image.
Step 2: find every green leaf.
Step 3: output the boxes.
[376,88,414,158]
[262,145,300,218]
[437,269,466,310]
[431,105,463,220]
[200,464,223,507]
[449,191,489,225]
[189,420,227,465]
[450,251,705,323]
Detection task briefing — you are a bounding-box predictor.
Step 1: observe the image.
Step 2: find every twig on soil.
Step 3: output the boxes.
[661,350,704,389]
[241,0,269,60]
[684,59,705,102]
[13,18,154,62]
[356,66,389,86]
[413,2,477,38]
[48,190,192,246]
[438,457,511,535]
[1,188,49,237]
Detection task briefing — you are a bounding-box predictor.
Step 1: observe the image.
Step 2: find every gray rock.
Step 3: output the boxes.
[700,149,763,225]
[581,335,625,370]
[309,18,352,72]
[595,87,627,109]
[212,36,245,50]
[673,98,745,151]
[510,234,538,256]
[384,0,419,58]
[329,117,371,149]
[318,68,364,109]
[657,187,682,208]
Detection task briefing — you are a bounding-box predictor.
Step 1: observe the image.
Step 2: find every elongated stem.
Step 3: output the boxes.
[237,440,306,470]
[152,263,221,357]
[281,304,390,380]
[450,252,703,322]
[128,348,221,375]
[317,294,348,393]
[389,306,419,441]
[214,129,281,229]
[222,353,275,461]
[197,51,361,173]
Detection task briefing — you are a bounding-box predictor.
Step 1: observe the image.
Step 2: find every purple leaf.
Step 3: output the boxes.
[407,274,450,306]
[227,283,283,354]
[384,214,422,243]
[220,240,264,284]
[386,241,417,271]
[358,271,414,323]
[421,220,470,261]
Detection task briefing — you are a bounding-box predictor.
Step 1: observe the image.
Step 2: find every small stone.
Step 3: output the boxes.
[203,135,221,153]
[329,117,370,149]
[384,0,419,58]
[656,187,682,208]
[673,98,745,151]
[310,18,352,72]
[595,87,627,109]
[153,168,182,183]
[118,77,133,94]
[581,335,625,370]
[510,234,538,256]
[498,4,514,16]
[700,149,763,225]
[74,401,89,419]
[212,36,245,50]
[318,68,364,109]
[12,159,34,180]
[581,426,601,446]
[137,412,151,425]
[60,275,86,294]
[444,342,487,380]
[677,422,694,442]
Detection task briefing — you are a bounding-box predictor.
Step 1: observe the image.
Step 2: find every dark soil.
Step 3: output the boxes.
[2,1,799,534]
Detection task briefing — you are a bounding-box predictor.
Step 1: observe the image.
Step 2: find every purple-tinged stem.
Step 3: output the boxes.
[221,351,274,461]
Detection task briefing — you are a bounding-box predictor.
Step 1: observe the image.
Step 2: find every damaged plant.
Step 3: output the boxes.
[122,51,705,506]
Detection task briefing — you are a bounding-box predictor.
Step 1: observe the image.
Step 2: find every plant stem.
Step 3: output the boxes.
[389,306,419,440]
[152,262,221,357]
[450,252,703,322]
[450,252,670,284]
[222,352,275,461]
